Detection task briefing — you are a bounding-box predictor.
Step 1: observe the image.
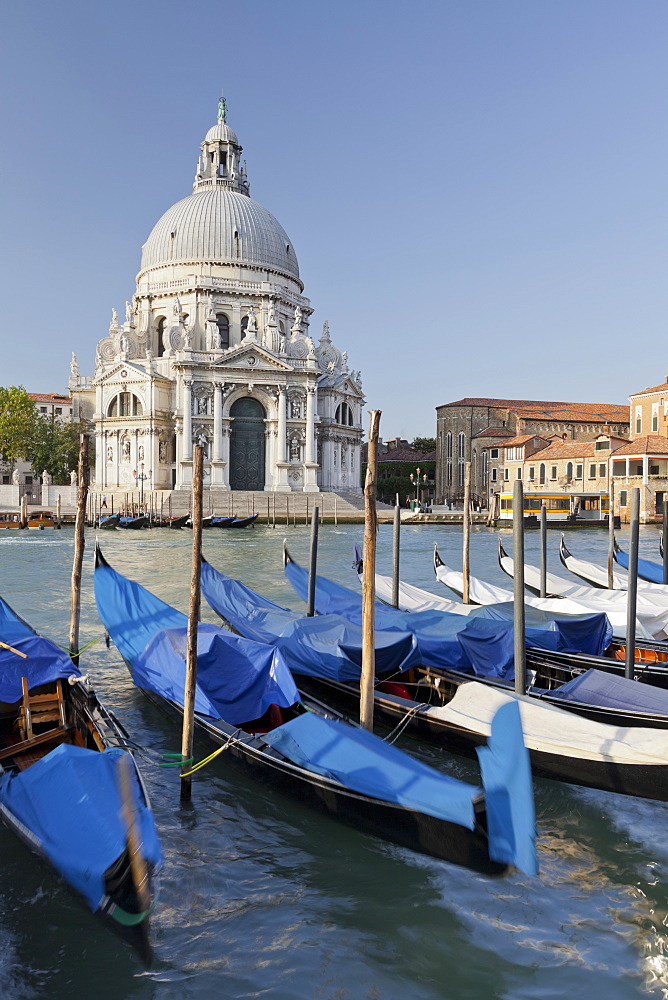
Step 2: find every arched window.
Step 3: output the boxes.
[240,315,249,338]
[107,392,143,418]
[156,316,166,357]
[539,463,546,485]
[335,402,353,426]
[446,432,453,486]
[216,314,229,349]
[457,432,466,487]
[566,462,573,482]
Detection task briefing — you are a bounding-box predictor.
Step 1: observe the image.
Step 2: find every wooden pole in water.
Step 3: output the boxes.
[608,480,615,590]
[513,479,526,696]
[462,461,471,604]
[307,506,320,616]
[625,487,640,680]
[56,494,61,529]
[334,495,338,526]
[663,499,668,585]
[391,501,401,608]
[272,493,276,529]
[539,501,547,598]
[181,444,204,802]
[361,410,381,732]
[69,434,90,666]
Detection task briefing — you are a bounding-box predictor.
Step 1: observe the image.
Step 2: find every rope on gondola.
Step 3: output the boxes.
[384,704,424,744]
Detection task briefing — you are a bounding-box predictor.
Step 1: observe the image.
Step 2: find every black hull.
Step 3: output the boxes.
[230,514,258,528]
[119,517,149,530]
[133,683,504,875]
[294,675,668,802]
[526,647,668,690]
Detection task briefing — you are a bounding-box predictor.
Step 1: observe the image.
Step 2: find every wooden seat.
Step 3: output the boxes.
[16,677,67,741]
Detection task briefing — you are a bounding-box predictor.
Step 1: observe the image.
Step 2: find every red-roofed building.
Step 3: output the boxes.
[435,396,629,506]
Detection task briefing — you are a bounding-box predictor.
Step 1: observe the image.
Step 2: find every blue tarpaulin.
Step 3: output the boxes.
[264,703,536,873]
[200,560,419,681]
[614,545,665,585]
[94,561,299,724]
[0,745,162,912]
[284,557,612,676]
[547,668,668,714]
[0,596,79,703]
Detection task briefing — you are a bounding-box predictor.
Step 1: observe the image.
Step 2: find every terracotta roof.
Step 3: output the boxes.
[377,449,434,463]
[472,426,515,439]
[501,434,547,449]
[527,441,598,460]
[610,436,668,456]
[28,393,72,404]
[629,380,668,398]
[512,405,629,423]
[439,397,628,420]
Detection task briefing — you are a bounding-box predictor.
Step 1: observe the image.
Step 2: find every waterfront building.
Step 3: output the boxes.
[435,397,630,506]
[72,100,364,495]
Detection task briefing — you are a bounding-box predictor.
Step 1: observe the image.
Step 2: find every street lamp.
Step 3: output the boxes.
[133,462,152,505]
[409,467,428,506]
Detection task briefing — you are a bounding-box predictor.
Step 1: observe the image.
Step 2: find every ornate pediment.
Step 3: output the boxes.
[212,344,293,373]
[94,361,172,386]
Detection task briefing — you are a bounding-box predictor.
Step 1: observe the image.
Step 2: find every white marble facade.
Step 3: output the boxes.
[72,101,364,493]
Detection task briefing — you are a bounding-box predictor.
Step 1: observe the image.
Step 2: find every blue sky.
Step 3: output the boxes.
[1,0,667,440]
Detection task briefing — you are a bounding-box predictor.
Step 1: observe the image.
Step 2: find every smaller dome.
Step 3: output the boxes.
[204,123,239,145]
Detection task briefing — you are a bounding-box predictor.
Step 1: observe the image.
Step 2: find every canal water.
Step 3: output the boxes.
[1,521,668,999]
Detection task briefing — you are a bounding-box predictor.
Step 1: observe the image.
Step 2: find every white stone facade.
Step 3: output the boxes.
[73,104,364,493]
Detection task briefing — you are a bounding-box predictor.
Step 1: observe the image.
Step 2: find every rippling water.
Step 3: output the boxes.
[1,520,668,999]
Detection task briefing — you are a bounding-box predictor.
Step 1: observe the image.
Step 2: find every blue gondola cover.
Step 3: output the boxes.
[0,596,79,702]
[0,745,162,912]
[547,668,668,713]
[614,545,665,585]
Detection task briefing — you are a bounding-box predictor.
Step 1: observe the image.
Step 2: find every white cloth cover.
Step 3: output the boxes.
[425,681,668,765]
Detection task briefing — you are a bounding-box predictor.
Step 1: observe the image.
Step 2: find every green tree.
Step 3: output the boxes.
[29,419,89,484]
[411,436,436,453]
[0,386,40,471]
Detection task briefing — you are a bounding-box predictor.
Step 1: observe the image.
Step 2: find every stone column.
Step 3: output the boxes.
[221,421,231,489]
[182,379,193,461]
[303,386,319,492]
[115,429,120,487]
[211,381,226,485]
[643,454,649,485]
[274,388,290,491]
[96,427,104,488]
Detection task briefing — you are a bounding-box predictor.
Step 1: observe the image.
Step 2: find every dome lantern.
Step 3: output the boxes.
[194,98,249,196]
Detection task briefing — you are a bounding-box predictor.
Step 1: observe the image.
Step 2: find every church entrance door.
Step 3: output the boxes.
[229,398,266,490]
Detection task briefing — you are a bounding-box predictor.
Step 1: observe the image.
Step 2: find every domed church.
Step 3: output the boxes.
[72,99,364,495]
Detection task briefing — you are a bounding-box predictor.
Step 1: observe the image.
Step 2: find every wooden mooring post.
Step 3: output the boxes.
[361,410,381,732]
[69,434,90,666]
[181,444,204,802]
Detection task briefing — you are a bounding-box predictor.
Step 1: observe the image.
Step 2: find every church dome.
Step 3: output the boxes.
[139,188,300,279]
[204,122,239,145]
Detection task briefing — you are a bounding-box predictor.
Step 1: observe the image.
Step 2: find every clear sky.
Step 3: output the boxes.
[1,0,667,441]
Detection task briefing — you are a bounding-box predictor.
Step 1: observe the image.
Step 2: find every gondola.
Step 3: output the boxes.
[204,554,668,730]
[152,514,189,529]
[614,538,667,585]
[185,515,214,529]
[0,594,162,963]
[118,515,149,530]
[93,544,536,877]
[279,552,668,799]
[210,516,236,528]
[559,535,668,595]
[98,514,120,529]
[493,539,668,639]
[229,514,258,528]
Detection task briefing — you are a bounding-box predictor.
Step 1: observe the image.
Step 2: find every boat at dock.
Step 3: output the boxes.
[0,513,22,530]
[94,544,536,876]
[0,594,162,963]
[27,511,55,530]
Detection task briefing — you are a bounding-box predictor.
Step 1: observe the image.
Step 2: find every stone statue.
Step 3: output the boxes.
[289,436,301,461]
[291,306,302,338]
[120,333,130,356]
[11,469,19,485]
[95,347,103,372]
[145,347,154,367]
[122,438,130,462]
[341,351,349,372]
[110,308,118,329]
[321,320,331,342]
[174,296,184,324]
[70,352,79,377]
[41,469,50,485]
[205,300,220,350]
[70,469,77,486]
[125,300,134,324]
[218,95,227,123]
[197,396,208,415]
[138,445,144,462]
[107,445,113,463]
[183,324,193,348]
[290,398,302,419]
[159,439,167,463]
[246,306,257,338]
